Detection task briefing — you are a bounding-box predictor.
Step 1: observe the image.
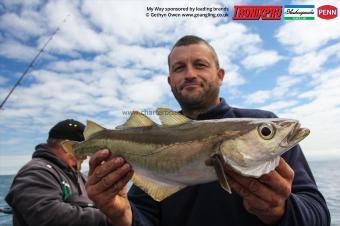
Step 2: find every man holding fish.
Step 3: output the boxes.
[85,35,330,226]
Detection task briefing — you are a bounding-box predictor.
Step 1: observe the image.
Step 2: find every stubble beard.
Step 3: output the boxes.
[172,82,220,111]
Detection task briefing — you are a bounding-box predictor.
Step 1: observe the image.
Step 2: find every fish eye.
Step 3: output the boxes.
[258,123,275,140]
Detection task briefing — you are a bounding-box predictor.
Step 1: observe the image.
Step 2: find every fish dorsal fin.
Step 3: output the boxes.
[156,108,191,126]
[117,111,156,129]
[132,173,185,201]
[84,120,106,140]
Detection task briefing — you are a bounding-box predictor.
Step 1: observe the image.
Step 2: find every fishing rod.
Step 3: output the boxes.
[0,14,70,110]
[0,207,12,214]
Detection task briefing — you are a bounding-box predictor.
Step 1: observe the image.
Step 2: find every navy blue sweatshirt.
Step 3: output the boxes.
[128,98,330,226]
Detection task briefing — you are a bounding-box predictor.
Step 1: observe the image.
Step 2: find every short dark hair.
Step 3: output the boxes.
[168,35,220,69]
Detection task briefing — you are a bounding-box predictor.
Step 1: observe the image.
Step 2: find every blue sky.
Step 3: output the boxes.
[1,0,340,174]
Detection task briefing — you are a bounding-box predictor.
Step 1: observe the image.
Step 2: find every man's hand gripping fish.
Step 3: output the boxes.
[62,108,310,201]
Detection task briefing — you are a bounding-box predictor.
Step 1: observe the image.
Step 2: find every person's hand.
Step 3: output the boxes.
[224,157,294,225]
[86,149,134,226]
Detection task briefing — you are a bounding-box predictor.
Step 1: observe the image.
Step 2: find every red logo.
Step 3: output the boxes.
[318,5,337,19]
[233,5,282,20]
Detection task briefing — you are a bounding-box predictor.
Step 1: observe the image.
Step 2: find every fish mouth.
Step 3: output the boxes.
[279,122,310,148]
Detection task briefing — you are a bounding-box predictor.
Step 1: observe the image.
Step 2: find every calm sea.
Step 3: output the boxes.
[0,160,339,226]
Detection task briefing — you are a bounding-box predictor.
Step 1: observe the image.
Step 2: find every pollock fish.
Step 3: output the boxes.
[62,108,310,201]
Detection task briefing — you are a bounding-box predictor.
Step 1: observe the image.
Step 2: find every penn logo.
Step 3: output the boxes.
[318,5,337,20]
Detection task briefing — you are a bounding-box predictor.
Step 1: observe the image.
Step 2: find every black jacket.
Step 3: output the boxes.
[6,144,109,226]
[128,98,330,226]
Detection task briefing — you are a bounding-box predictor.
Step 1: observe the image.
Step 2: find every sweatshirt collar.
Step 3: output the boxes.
[196,98,231,120]
[33,144,75,174]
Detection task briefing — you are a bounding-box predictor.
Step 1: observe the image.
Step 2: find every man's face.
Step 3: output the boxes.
[59,144,77,169]
[66,152,77,168]
[168,43,224,109]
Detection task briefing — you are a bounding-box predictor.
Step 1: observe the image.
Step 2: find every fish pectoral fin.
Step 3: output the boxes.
[209,154,232,194]
[156,108,191,127]
[61,140,79,155]
[132,173,185,202]
[116,111,156,129]
[84,120,106,140]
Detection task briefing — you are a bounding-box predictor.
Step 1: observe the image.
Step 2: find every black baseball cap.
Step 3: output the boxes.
[48,119,85,142]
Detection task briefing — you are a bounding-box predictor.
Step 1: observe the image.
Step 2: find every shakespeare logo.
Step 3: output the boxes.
[233,6,282,20]
[318,5,337,20]
[284,5,315,20]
